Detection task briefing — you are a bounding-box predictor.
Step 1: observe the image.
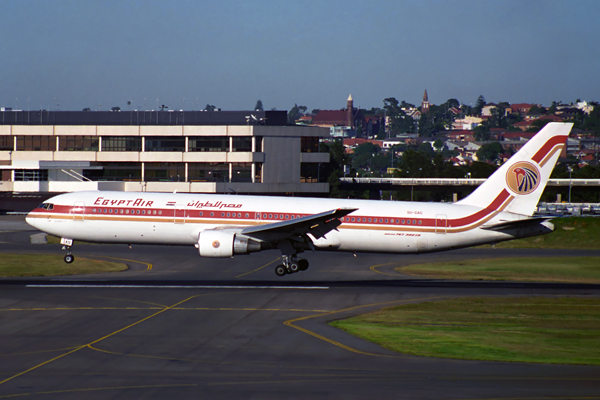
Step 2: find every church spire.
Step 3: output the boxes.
[347,94,354,129]
[421,89,430,114]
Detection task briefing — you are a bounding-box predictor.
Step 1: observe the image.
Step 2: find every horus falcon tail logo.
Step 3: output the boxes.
[506,161,541,195]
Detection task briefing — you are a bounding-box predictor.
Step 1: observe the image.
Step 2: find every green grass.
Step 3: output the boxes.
[488,217,600,249]
[330,297,600,365]
[397,257,600,283]
[0,254,128,277]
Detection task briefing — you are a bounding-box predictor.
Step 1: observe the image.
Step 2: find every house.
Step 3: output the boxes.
[507,103,537,115]
[481,103,497,117]
[452,116,482,130]
[447,130,475,142]
[312,94,367,138]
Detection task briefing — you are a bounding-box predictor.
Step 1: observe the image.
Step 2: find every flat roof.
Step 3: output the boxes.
[0,110,288,126]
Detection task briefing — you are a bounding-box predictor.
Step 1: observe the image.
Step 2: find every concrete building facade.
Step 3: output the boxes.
[0,111,330,195]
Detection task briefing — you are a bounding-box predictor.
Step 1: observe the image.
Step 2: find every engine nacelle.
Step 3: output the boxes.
[197,230,261,257]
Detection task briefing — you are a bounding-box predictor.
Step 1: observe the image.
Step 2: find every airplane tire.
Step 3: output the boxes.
[275,265,287,276]
[64,254,75,264]
[298,259,309,271]
[289,262,300,273]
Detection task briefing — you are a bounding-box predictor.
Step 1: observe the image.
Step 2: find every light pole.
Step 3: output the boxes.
[410,168,422,201]
[567,166,573,204]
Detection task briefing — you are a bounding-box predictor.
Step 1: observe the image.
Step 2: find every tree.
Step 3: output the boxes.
[254,100,264,111]
[383,97,415,136]
[351,143,381,170]
[466,161,498,178]
[288,104,307,124]
[204,104,216,111]
[433,138,445,151]
[489,107,506,128]
[473,123,491,141]
[528,105,546,115]
[473,95,486,116]
[476,142,503,163]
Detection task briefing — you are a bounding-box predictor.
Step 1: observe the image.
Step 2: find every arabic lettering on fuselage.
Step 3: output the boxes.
[92,197,242,209]
[186,200,243,209]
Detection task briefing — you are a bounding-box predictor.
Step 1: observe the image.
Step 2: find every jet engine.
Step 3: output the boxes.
[197,230,261,257]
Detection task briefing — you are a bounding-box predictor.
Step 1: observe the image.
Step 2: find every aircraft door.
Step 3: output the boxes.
[435,214,447,234]
[72,201,85,221]
[174,205,186,224]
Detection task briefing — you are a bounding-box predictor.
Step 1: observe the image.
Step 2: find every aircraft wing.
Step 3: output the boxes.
[241,208,357,242]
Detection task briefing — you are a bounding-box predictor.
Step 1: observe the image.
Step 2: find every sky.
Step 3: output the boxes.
[1,0,599,112]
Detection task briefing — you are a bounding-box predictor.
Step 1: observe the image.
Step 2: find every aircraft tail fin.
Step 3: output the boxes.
[456,122,573,216]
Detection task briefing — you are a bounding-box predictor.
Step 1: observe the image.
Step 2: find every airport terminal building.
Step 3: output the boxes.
[0,110,329,200]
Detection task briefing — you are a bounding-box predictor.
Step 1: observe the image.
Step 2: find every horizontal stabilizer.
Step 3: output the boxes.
[481,217,552,232]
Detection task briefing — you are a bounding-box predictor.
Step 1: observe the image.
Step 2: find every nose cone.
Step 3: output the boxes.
[25,212,37,229]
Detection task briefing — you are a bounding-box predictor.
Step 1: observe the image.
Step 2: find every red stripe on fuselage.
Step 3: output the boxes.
[450,189,510,228]
[30,190,512,232]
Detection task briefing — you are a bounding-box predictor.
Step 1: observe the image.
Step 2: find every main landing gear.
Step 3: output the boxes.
[274,255,309,276]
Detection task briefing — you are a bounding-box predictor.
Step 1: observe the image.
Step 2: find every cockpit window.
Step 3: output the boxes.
[37,203,54,210]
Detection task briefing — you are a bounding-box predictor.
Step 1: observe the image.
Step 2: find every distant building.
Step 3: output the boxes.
[312,95,381,138]
[421,90,430,114]
[0,109,330,196]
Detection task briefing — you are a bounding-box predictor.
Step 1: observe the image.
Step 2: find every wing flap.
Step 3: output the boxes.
[241,208,356,242]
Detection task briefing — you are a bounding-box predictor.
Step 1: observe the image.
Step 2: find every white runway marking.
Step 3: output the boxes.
[27,284,329,290]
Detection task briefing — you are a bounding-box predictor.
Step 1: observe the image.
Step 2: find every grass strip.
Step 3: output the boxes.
[330,297,600,365]
[396,257,600,283]
[0,254,127,277]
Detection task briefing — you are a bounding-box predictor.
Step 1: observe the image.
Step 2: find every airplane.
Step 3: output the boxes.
[26,122,573,277]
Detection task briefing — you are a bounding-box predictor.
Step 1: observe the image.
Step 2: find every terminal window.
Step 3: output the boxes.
[0,136,13,151]
[59,136,99,151]
[188,137,228,152]
[145,137,185,152]
[102,136,142,152]
[232,137,252,152]
[16,136,55,151]
[14,169,48,181]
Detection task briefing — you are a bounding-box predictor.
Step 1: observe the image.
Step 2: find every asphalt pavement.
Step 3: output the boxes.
[1,215,599,399]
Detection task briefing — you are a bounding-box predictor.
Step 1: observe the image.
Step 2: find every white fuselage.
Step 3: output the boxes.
[25,190,548,254]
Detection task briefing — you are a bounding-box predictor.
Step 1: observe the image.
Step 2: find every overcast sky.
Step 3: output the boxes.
[1,0,598,112]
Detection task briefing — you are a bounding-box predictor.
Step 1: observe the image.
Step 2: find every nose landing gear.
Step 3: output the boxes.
[274,255,309,276]
[60,238,75,264]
